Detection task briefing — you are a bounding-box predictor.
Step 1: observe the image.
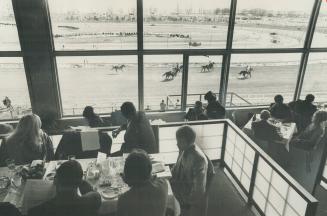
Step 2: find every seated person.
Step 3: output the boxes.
[112,102,156,155]
[54,129,112,160]
[251,110,283,142]
[0,114,54,167]
[204,91,225,119]
[117,149,168,216]
[269,95,292,121]
[185,101,208,121]
[290,110,327,150]
[28,160,101,216]
[83,106,104,128]
[170,126,215,216]
[289,94,318,131]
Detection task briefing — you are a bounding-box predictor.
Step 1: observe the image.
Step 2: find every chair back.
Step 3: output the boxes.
[54,130,112,159]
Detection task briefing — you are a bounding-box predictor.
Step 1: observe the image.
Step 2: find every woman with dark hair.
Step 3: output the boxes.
[0,114,54,166]
[82,106,104,128]
[112,102,156,155]
[117,149,168,216]
[204,91,225,119]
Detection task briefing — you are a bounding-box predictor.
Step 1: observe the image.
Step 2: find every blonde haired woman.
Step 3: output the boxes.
[0,114,54,166]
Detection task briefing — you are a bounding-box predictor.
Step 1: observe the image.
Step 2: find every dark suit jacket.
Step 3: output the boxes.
[121,111,156,154]
[28,181,101,216]
[251,120,283,142]
[269,103,292,120]
[117,178,168,216]
[205,101,225,119]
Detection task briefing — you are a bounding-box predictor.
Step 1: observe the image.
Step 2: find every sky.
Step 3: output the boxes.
[46,0,319,14]
[0,0,325,15]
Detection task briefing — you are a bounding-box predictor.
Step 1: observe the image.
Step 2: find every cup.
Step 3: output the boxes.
[68,155,76,160]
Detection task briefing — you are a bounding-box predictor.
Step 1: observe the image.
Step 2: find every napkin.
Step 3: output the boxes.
[80,129,100,151]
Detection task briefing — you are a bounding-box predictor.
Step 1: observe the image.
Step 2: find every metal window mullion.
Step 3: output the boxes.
[294,0,322,101]
[219,0,237,105]
[181,54,189,111]
[137,0,144,111]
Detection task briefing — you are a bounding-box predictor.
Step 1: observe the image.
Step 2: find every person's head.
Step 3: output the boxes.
[274,95,284,104]
[195,101,202,109]
[260,110,271,121]
[55,160,83,191]
[176,125,196,151]
[123,149,152,187]
[204,91,216,102]
[120,102,137,119]
[161,100,164,103]
[312,110,327,126]
[305,94,315,103]
[7,114,42,148]
[83,106,96,119]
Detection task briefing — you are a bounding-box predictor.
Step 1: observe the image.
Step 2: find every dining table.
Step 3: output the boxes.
[0,154,180,216]
[243,114,297,151]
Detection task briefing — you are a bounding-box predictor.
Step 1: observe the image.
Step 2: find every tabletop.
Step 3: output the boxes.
[0,154,180,215]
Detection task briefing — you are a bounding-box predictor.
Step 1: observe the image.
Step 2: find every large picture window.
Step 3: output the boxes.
[227,53,301,106]
[233,0,314,48]
[301,53,327,104]
[0,0,21,51]
[143,0,230,49]
[187,55,222,106]
[311,1,327,48]
[0,58,31,120]
[48,0,137,50]
[144,55,183,111]
[56,56,138,116]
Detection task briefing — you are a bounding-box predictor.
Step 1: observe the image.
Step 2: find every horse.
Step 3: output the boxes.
[172,64,183,74]
[201,62,215,72]
[162,71,175,80]
[112,64,126,72]
[238,67,253,79]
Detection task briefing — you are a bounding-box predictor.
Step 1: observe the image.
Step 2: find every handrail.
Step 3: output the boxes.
[225,119,318,204]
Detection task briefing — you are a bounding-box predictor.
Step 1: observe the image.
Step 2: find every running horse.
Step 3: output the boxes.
[238,66,253,79]
[201,62,215,72]
[162,71,175,80]
[111,64,126,72]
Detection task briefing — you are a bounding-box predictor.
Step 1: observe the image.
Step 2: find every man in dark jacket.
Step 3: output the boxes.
[28,160,101,216]
[204,91,225,119]
[269,95,292,121]
[117,150,168,216]
[251,110,283,142]
[289,94,318,131]
[112,102,156,155]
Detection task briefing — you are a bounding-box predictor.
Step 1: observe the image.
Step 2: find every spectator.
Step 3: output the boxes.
[171,126,215,216]
[0,114,54,167]
[160,100,166,112]
[112,102,156,155]
[289,94,318,131]
[269,95,292,121]
[204,91,225,119]
[290,110,327,150]
[185,101,207,121]
[28,160,101,216]
[82,106,104,128]
[117,149,168,216]
[251,110,283,142]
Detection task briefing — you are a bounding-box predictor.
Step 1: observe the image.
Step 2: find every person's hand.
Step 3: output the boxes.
[112,129,120,138]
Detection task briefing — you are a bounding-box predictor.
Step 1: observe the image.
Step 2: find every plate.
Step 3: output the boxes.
[45,172,56,181]
[101,188,119,199]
